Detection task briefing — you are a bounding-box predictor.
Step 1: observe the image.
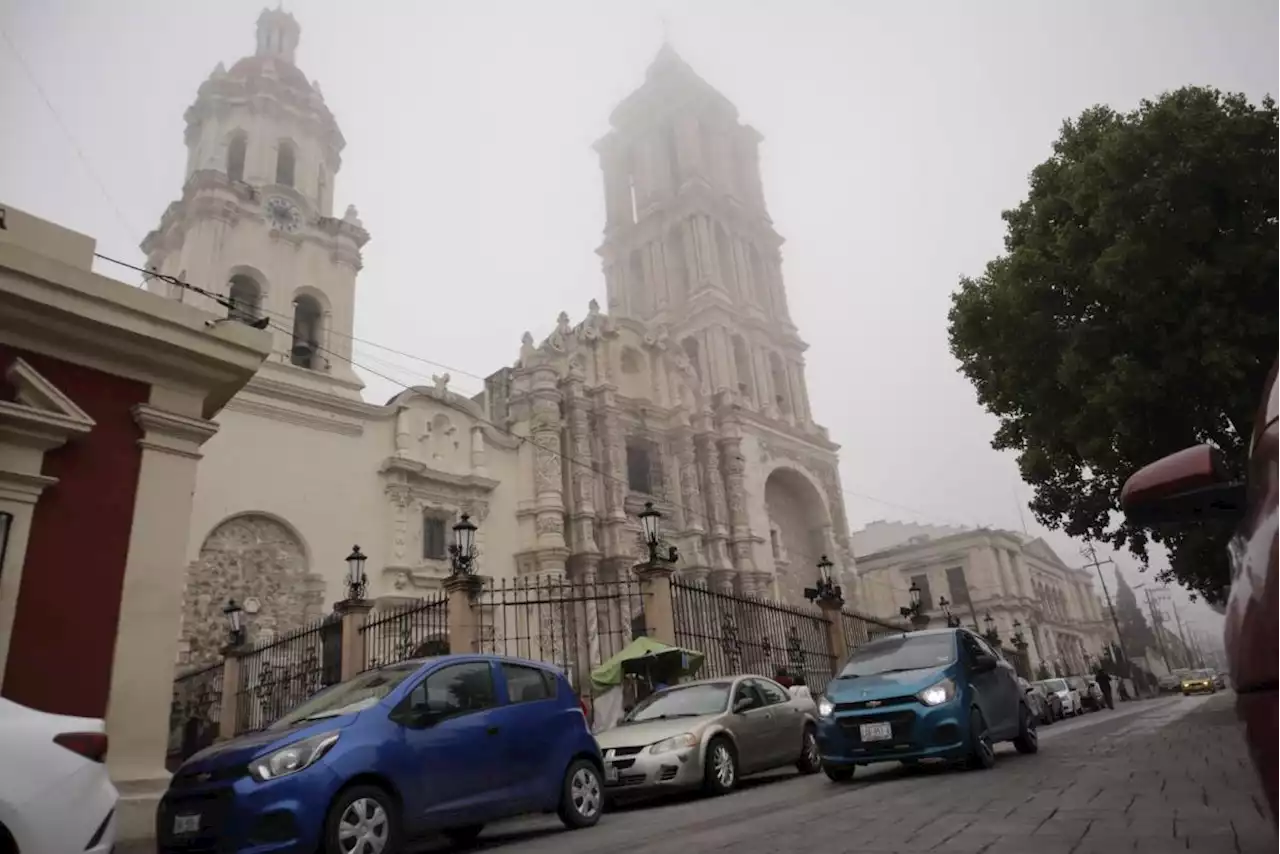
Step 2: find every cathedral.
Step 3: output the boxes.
[142,9,859,665]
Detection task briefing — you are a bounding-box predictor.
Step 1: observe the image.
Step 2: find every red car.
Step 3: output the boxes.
[1121,362,1277,820]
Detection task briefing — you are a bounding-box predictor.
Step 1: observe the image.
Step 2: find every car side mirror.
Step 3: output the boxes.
[1120,444,1246,525]
[972,654,997,673]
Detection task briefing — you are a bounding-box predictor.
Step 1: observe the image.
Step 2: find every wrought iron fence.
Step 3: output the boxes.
[473,575,644,697]
[234,616,342,734]
[359,594,450,670]
[671,580,837,695]
[839,608,905,655]
[166,661,223,771]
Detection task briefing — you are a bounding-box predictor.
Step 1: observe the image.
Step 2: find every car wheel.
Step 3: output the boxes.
[442,824,485,848]
[823,763,855,782]
[1013,704,1039,754]
[703,736,738,795]
[796,725,821,775]
[557,759,603,829]
[324,784,402,854]
[965,708,996,770]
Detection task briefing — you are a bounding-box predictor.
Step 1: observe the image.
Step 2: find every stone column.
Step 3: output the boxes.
[716,406,757,592]
[694,414,733,589]
[562,373,599,557]
[333,598,375,681]
[681,218,704,291]
[216,645,246,740]
[818,599,848,672]
[634,562,677,646]
[105,402,219,835]
[443,574,484,656]
[694,216,719,291]
[673,425,709,585]
[528,365,567,562]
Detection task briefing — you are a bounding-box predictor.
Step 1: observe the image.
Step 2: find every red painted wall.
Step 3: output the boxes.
[0,343,149,718]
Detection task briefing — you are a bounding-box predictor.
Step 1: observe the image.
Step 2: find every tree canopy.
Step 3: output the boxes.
[948,86,1278,603]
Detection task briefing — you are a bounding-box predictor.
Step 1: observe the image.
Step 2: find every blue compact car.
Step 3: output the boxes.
[814,628,1038,780]
[156,654,604,853]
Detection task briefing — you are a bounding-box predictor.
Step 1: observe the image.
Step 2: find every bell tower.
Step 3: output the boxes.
[140,7,369,398]
[594,44,813,427]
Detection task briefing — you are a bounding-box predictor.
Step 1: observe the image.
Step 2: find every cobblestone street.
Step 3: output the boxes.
[426,694,1273,854]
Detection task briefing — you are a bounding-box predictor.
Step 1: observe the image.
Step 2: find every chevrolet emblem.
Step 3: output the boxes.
[865,700,882,708]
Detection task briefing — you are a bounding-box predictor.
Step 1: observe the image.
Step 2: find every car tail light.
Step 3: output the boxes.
[54,732,108,763]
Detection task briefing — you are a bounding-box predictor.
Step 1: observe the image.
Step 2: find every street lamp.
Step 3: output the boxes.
[803,555,843,605]
[983,611,1000,645]
[345,545,368,601]
[1011,619,1027,648]
[899,581,929,630]
[223,598,245,647]
[637,502,679,566]
[939,596,961,628]
[448,513,479,576]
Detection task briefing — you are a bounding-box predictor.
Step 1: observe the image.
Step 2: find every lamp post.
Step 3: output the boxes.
[1011,619,1028,649]
[939,596,961,628]
[344,545,368,602]
[899,581,930,631]
[983,611,1000,645]
[448,513,479,576]
[223,598,245,647]
[803,555,843,606]
[638,502,679,567]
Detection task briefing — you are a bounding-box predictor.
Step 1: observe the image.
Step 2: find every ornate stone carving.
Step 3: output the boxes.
[431,373,450,394]
[536,513,565,536]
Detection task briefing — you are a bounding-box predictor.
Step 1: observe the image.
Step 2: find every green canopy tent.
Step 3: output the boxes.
[589,636,705,695]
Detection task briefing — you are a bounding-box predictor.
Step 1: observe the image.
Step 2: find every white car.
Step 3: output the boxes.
[1035,678,1083,717]
[0,698,118,854]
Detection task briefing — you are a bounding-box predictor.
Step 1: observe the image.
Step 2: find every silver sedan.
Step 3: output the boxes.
[594,675,820,800]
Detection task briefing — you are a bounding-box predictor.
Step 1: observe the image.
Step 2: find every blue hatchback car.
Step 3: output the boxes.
[814,628,1038,780]
[156,654,604,853]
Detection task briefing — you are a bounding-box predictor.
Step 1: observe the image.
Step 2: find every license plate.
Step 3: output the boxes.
[173,814,201,835]
[859,722,893,742]
[605,765,619,782]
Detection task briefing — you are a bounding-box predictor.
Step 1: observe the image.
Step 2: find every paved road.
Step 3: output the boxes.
[416,693,1273,854]
[125,694,1274,853]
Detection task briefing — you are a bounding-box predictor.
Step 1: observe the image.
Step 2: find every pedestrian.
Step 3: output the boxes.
[1095,667,1115,709]
[774,668,794,688]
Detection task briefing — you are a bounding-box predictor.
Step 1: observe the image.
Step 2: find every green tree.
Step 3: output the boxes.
[948,87,1277,603]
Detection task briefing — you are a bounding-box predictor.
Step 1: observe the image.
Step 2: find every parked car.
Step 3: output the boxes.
[1212,671,1228,690]
[594,675,819,800]
[1035,678,1082,717]
[1068,676,1105,712]
[1180,669,1218,696]
[814,628,1038,780]
[1120,360,1277,818]
[0,697,118,854]
[1019,678,1056,725]
[156,655,603,854]
[1157,672,1184,694]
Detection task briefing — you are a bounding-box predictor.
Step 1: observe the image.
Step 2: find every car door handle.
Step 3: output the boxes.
[486,726,500,736]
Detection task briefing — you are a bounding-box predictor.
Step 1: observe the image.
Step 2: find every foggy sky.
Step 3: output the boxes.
[2,0,1275,641]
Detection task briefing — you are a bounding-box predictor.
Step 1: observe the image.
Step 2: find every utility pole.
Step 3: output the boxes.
[1081,543,1128,669]
[1158,588,1194,668]
[1140,586,1172,671]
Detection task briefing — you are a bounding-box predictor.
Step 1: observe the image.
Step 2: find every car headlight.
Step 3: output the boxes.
[816,696,835,718]
[649,733,698,755]
[916,677,957,707]
[248,731,340,782]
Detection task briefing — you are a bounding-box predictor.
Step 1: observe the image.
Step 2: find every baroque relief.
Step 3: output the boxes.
[181,513,325,665]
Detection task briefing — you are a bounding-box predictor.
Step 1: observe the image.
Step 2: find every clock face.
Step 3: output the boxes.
[265,196,301,232]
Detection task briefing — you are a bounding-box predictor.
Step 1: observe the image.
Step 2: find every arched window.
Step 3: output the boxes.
[665,225,687,302]
[290,294,323,369]
[226,274,262,324]
[682,336,702,383]
[714,223,737,294]
[769,352,791,414]
[276,141,297,187]
[226,133,248,183]
[732,335,754,402]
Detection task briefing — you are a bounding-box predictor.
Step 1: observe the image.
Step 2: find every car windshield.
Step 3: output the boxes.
[836,632,956,679]
[1040,679,1069,693]
[625,682,730,723]
[1186,670,1212,679]
[268,661,423,730]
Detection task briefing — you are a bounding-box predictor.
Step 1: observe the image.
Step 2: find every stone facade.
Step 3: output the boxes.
[851,521,1117,675]
[148,13,860,659]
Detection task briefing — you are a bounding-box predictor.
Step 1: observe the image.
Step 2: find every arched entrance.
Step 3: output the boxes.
[181,513,324,665]
[763,466,830,607]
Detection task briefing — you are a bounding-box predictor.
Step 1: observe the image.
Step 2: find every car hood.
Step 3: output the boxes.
[179,713,361,773]
[596,714,722,749]
[824,668,946,701]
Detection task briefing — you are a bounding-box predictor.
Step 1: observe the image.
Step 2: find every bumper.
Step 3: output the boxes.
[1181,683,1215,694]
[156,764,342,854]
[815,701,966,767]
[8,762,118,854]
[601,746,704,795]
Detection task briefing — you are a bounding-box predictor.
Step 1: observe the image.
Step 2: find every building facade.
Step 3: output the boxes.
[0,203,270,839]
[139,11,858,666]
[851,521,1115,675]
